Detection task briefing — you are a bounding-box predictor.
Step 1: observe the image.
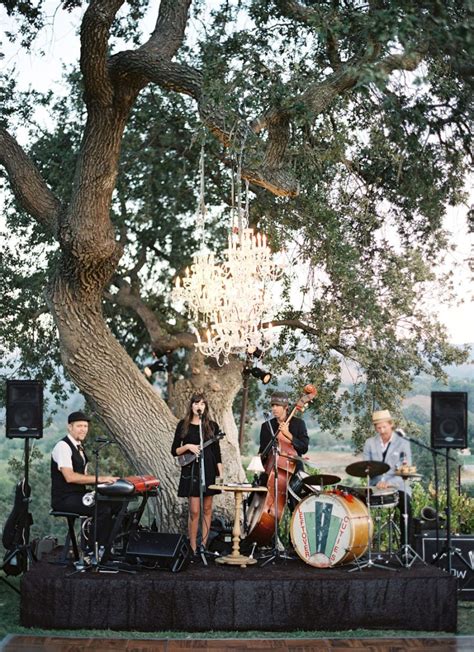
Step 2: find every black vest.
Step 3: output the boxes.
[51,436,88,509]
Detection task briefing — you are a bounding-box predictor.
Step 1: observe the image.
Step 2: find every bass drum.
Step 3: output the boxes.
[290,491,372,568]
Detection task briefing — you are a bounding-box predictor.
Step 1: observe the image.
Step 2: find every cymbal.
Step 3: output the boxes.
[303,474,341,487]
[278,453,319,468]
[345,460,390,478]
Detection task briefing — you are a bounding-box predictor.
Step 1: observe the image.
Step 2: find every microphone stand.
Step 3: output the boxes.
[395,431,469,575]
[259,415,292,567]
[196,412,218,566]
[90,440,111,571]
[69,439,129,576]
[430,448,470,576]
[395,431,452,559]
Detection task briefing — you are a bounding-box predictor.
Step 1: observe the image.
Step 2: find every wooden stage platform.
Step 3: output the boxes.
[2,635,474,651]
[19,551,458,633]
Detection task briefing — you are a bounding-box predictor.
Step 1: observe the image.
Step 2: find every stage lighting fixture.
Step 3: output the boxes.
[144,360,166,377]
[246,346,264,359]
[249,367,272,384]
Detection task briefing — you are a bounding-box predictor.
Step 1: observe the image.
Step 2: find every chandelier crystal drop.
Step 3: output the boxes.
[172,149,282,365]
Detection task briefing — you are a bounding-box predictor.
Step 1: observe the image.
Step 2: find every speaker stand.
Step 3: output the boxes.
[431,450,471,576]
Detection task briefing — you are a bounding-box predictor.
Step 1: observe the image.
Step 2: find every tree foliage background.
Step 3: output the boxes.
[0,0,472,511]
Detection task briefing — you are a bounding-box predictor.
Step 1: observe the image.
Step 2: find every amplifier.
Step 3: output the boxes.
[416,530,474,599]
[126,531,191,573]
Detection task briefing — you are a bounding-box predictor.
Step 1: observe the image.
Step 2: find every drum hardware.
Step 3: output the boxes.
[302,474,341,488]
[372,507,400,561]
[346,461,395,572]
[355,486,399,509]
[395,471,425,568]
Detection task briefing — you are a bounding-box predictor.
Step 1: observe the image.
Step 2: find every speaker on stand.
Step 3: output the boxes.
[2,380,43,589]
[431,391,467,450]
[6,380,44,440]
[430,391,469,579]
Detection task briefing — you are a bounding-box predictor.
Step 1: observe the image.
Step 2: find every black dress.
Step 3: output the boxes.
[171,420,222,497]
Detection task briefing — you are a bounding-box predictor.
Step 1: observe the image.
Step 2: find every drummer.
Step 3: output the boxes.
[258,391,309,510]
[363,409,413,547]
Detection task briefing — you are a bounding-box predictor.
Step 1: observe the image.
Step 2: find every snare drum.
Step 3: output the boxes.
[356,486,399,509]
[290,491,372,568]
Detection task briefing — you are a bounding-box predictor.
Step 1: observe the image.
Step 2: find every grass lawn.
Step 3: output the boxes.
[1,575,473,640]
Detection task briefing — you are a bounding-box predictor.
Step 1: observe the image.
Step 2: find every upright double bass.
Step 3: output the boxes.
[246,384,317,545]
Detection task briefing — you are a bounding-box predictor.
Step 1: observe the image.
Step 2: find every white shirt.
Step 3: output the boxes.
[379,435,393,453]
[51,434,87,472]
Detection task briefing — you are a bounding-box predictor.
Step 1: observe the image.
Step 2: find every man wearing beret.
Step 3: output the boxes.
[51,411,119,552]
[363,409,413,550]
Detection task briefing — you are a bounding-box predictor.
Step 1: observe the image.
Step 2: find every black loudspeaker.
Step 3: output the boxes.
[431,391,468,449]
[6,380,43,439]
[125,531,190,572]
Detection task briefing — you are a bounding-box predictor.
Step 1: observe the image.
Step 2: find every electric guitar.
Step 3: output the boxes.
[177,431,225,467]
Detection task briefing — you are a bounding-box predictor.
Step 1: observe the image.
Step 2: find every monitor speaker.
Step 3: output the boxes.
[126,531,191,572]
[431,391,467,449]
[6,380,43,439]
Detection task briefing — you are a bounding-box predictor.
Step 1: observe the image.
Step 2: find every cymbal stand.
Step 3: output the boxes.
[377,507,400,561]
[259,419,293,567]
[396,476,424,568]
[349,472,395,572]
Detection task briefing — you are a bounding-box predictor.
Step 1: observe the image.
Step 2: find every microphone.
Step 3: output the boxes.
[95,437,110,443]
[197,409,203,418]
[263,411,271,420]
[395,428,407,439]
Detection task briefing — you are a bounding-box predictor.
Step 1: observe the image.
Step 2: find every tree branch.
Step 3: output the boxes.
[80,0,125,108]
[145,0,192,59]
[106,276,196,353]
[0,128,60,233]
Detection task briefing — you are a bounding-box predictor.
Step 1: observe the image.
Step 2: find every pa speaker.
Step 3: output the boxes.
[431,391,467,449]
[6,380,43,439]
[126,531,190,572]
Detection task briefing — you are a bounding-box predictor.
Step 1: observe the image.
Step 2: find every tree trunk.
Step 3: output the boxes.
[47,276,243,528]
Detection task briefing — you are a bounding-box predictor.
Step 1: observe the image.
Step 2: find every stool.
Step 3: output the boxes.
[49,510,88,564]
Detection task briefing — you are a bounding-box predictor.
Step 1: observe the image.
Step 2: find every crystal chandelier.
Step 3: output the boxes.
[172,149,281,365]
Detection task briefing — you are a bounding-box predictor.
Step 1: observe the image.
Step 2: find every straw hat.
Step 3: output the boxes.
[371,409,393,424]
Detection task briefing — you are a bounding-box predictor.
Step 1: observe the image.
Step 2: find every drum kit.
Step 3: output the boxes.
[248,457,422,571]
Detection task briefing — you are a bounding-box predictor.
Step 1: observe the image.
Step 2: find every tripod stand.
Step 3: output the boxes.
[431,449,471,576]
[395,473,424,568]
[346,460,394,572]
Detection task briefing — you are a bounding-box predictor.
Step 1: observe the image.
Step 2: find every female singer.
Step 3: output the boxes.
[171,393,223,554]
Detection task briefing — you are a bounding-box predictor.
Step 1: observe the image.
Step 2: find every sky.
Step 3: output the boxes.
[1,2,472,345]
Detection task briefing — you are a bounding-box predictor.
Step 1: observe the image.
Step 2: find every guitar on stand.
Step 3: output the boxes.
[1,439,36,593]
